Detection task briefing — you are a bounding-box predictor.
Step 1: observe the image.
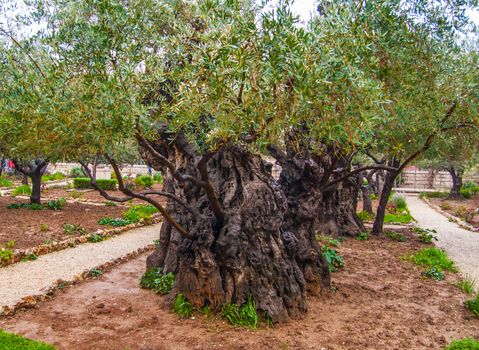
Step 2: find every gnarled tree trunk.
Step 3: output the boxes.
[143,140,329,323]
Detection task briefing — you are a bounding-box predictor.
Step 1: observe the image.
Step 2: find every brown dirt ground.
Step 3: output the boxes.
[1,230,478,350]
[0,196,125,250]
[429,196,479,228]
[43,183,164,205]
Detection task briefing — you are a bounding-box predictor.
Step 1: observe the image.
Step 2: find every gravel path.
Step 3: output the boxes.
[0,223,160,310]
[407,195,479,287]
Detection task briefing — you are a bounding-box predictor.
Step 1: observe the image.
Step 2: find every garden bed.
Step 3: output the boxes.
[428,195,479,229]
[1,229,478,349]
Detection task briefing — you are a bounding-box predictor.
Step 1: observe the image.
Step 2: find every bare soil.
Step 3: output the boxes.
[1,230,478,349]
[0,196,125,250]
[42,183,164,205]
[430,196,479,228]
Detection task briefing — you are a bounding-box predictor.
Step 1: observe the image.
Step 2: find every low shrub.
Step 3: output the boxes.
[0,329,56,350]
[392,195,407,211]
[0,248,13,262]
[70,167,85,178]
[221,295,259,329]
[140,267,175,294]
[461,188,473,199]
[322,246,344,272]
[122,204,158,223]
[88,234,107,243]
[73,178,117,190]
[384,212,413,224]
[465,293,479,318]
[406,247,457,272]
[357,211,374,222]
[134,175,154,189]
[444,337,479,350]
[63,223,87,235]
[42,172,64,182]
[11,184,32,197]
[454,206,476,223]
[171,293,193,319]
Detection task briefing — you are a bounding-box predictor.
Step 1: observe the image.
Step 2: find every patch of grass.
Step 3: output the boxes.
[419,191,448,199]
[42,172,64,182]
[444,337,479,350]
[140,268,175,294]
[357,210,374,222]
[384,212,413,224]
[0,329,56,350]
[11,184,32,197]
[98,217,131,227]
[122,204,158,223]
[391,195,407,211]
[88,234,107,243]
[456,276,476,295]
[355,232,369,241]
[412,227,438,244]
[321,246,344,272]
[422,267,445,281]
[221,296,259,329]
[384,230,407,242]
[68,191,84,199]
[406,247,457,272]
[465,292,479,318]
[171,293,193,319]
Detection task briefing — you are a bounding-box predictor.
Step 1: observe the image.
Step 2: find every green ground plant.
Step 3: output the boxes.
[440,202,452,210]
[445,337,479,350]
[406,247,457,272]
[356,232,369,241]
[69,191,84,199]
[39,224,49,232]
[357,211,374,222]
[419,191,448,199]
[321,246,345,272]
[412,227,438,244]
[154,172,163,184]
[171,293,193,319]
[316,235,342,247]
[45,198,66,210]
[122,204,158,223]
[11,185,32,197]
[140,268,175,294]
[456,276,476,295]
[221,296,259,329]
[422,267,445,281]
[62,224,87,235]
[90,268,103,277]
[98,217,131,227]
[384,231,407,242]
[384,212,414,224]
[465,292,479,317]
[0,329,56,350]
[42,172,64,182]
[88,234,107,243]
[0,176,12,188]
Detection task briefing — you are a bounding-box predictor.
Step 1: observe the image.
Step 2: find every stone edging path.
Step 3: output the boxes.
[406,195,479,289]
[0,223,161,315]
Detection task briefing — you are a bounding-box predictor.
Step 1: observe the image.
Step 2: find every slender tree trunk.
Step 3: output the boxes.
[427,169,438,189]
[375,171,384,196]
[371,159,400,235]
[447,166,463,199]
[30,172,42,204]
[0,157,4,177]
[92,154,99,181]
